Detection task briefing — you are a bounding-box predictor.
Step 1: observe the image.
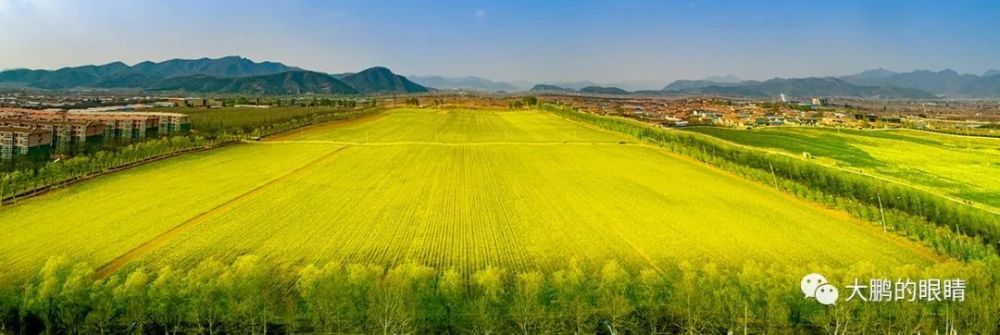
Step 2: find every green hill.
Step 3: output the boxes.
[339,67,429,94]
[579,86,629,95]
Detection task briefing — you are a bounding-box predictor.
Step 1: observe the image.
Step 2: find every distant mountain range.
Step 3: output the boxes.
[404,77,666,92]
[4,57,1000,98]
[152,71,359,95]
[661,80,740,91]
[837,68,1000,97]
[421,69,1000,99]
[659,69,1000,99]
[529,76,938,99]
[660,77,937,99]
[0,56,427,95]
[407,75,522,92]
[528,84,634,96]
[0,56,297,90]
[559,80,667,91]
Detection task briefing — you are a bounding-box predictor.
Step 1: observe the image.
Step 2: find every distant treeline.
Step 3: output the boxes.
[916,126,1000,139]
[245,108,381,139]
[224,97,360,109]
[739,163,996,262]
[1,256,997,334]
[542,104,999,256]
[181,105,373,137]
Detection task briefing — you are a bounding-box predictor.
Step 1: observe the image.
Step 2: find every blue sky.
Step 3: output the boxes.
[1,0,998,87]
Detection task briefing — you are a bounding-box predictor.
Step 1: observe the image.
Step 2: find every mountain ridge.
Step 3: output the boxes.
[339,67,428,94]
[5,58,1000,97]
[0,56,298,89]
[407,75,522,92]
[579,86,629,95]
[151,70,359,95]
[838,68,1000,97]
[529,84,574,92]
[660,77,936,99]
[0,57,427,95]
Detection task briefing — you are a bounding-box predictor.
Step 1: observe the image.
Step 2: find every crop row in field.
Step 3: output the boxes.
[0,143,343,279]
[0,108,939,281]
[134,142,936,274]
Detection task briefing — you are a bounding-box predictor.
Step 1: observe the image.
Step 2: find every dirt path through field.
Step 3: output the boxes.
[94,145,351,279]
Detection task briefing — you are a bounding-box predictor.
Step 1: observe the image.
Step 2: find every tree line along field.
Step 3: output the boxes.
[681,126,1000,210]
[176,105,363,136]
[0,108,940,282]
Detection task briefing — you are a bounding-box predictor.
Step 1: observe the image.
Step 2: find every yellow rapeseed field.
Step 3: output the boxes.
[0,108,939,280]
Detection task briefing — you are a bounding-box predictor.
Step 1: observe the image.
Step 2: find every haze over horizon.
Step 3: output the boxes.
[1,0,998,87]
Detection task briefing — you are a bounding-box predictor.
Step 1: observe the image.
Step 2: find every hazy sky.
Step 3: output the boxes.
[1,0,998,86]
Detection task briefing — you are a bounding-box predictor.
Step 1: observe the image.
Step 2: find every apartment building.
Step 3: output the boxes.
[0,108,191,160]
[0,117,104,155]
[0,126,53,160]
[66,111,190,138]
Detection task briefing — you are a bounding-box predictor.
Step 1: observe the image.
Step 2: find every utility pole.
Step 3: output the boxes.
[877,194,886,232]
[743,302,748,335]
[768,162,779,191]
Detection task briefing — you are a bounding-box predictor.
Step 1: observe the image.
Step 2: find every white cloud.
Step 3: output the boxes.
[474,8,485,21]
